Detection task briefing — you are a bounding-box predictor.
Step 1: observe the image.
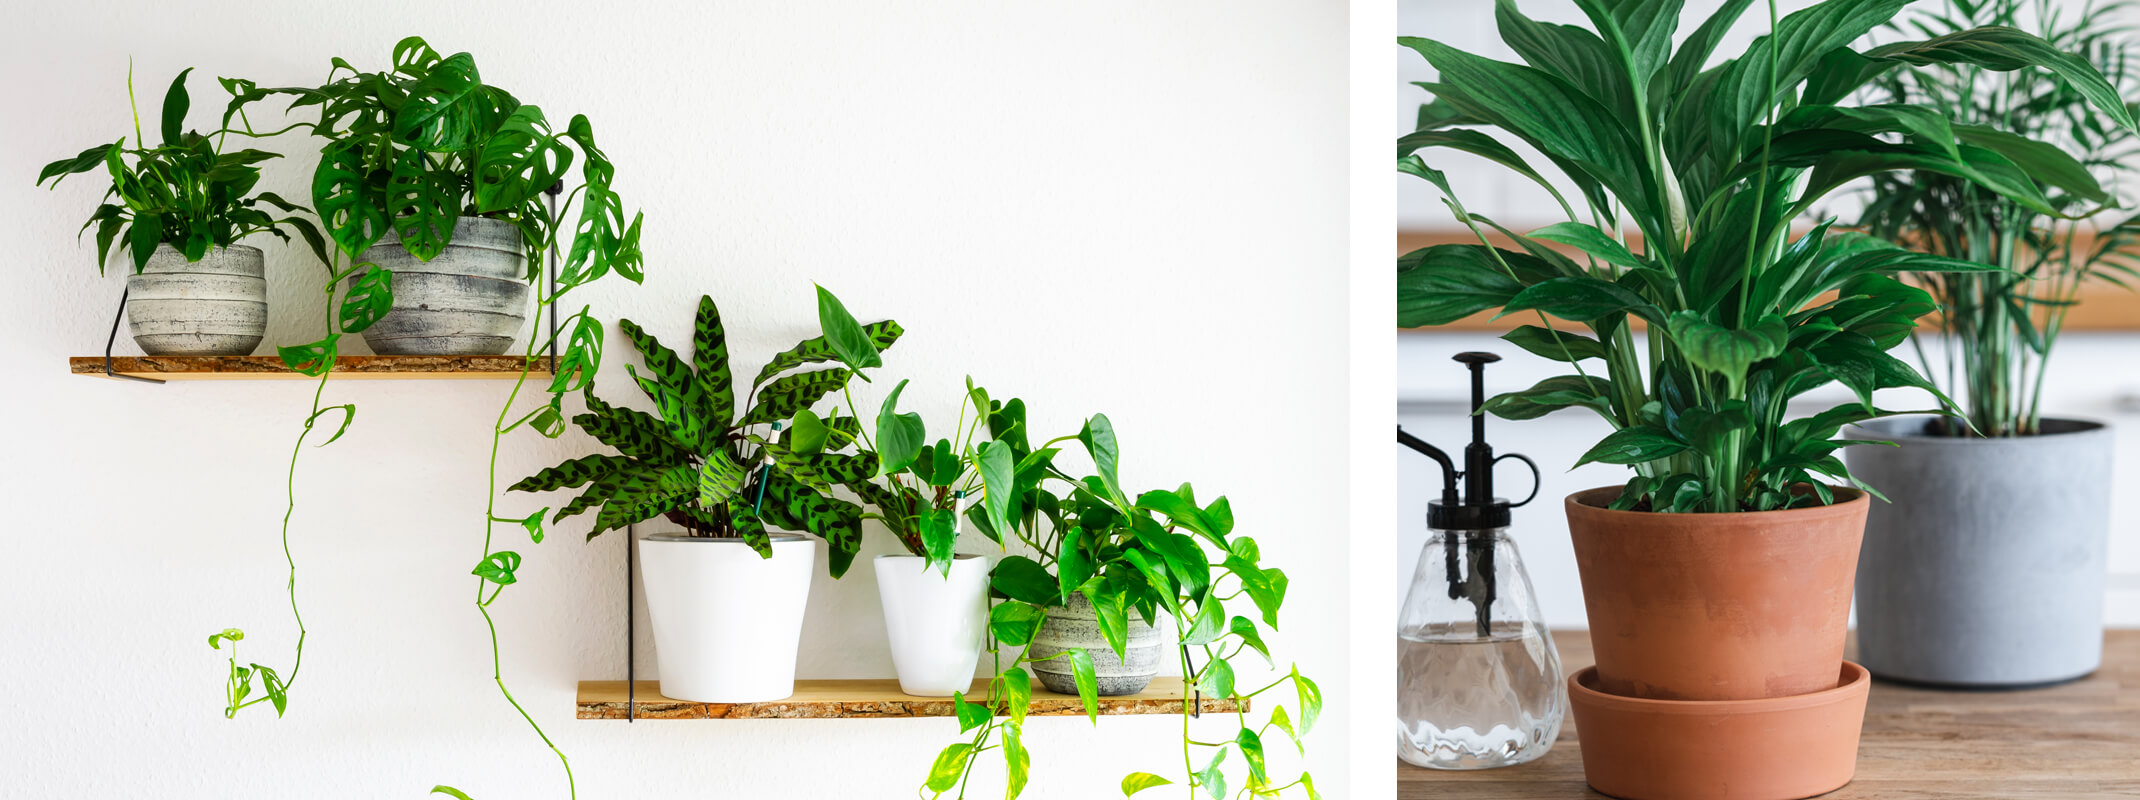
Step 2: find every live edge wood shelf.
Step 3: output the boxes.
[68,355,553,381]
[575,677,1240,720]
[1400,629,2140,799]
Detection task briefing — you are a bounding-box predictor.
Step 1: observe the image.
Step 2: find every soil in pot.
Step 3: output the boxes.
[352,216,529,355]
[1028,593,1162,696]
[639,532,816,703]
[1846,417,2113,687]
[875,554,989,697]
[1565,485,1867,701]
[126,243,266,355]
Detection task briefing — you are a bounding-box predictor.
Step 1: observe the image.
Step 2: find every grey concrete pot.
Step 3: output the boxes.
[352,216,529,355]
[1028,593,1162,696]
[125,243,266,355]
[1844,416,2113,687]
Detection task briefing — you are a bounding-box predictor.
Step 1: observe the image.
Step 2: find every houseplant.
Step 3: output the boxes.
[509,290,899,703]
[224,36,641,354]
[1399,0,2132,796]
[828,371,1010,697]
[1845,0,2133,687]
[918,414,1321,799]
[38,66,321,355]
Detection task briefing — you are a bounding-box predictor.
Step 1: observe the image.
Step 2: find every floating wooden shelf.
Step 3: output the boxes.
[575,677,1241,720]
[69,355,554,381]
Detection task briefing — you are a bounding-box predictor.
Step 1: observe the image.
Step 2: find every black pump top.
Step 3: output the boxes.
[1396,352,1540,531]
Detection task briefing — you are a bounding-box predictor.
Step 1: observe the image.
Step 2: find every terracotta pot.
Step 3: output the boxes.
[1565,486,1867,701]
[1567,662,1870,800]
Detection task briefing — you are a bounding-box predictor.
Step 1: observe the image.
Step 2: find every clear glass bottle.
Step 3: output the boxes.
[1395,527,1565,770]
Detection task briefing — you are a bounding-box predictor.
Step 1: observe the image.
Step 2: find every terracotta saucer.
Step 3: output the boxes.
[1567,661,1870,800]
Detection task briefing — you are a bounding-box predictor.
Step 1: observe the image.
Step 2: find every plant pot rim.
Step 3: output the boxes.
[874,553,985,561]
[1850,415,2109,441]
[1565,484,1867,518]
[642,532,809,544]
[1569,661,1868,714]
[148,242,263,256]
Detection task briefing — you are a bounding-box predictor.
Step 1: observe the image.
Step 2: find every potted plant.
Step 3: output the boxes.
[1844,0,2132,688]
[823,372,1011,698]
[225,36,641,354]
[510,291,895,703]
[38,66,320,355]
[1399,0,2130,797]
[917,414,1321,798]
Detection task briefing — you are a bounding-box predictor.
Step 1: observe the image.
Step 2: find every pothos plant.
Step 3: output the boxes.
[509,289,903,577]
[1398,0,2135,512]
[214,34,648,800]
[882,409,1320,799]
[1854,0,2140,437]
[37,66,323,274]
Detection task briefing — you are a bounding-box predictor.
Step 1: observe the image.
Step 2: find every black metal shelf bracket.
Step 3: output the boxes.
[102,286,164,385]
[625,521,636,722]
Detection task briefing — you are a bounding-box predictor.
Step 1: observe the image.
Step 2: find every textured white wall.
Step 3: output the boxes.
[0,1,1350,798]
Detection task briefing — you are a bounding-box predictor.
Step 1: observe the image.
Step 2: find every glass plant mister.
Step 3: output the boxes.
[1396,352,1564,769]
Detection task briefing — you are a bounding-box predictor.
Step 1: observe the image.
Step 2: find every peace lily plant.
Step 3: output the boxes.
[1398,0,2134,512]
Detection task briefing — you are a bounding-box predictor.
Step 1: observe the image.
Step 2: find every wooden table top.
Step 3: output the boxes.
[1399,630,2140,799]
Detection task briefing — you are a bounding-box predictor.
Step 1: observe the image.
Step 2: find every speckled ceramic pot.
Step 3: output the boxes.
[351,216,529,355]
[1028,593,1162,696]
[125,243,265,355]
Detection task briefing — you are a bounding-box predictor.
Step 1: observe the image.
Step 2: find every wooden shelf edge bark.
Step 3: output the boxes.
[69,355,555,381]
[1398,229,2140,332]
[575,677,1242,720]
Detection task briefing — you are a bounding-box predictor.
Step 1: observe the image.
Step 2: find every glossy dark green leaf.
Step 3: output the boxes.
[339,266,395,334]
[1502,276,1659,324]
[312,137,388,258]
[1527,221,1644,268]
[1501,325,1608,362]
[474,105,572,213]
[393,52,490,151]
[277,335,338,377]
[991,556,1057,606]
[1667,312,1787,377]
[159,68,193,146]
[1482,375,1615,421]
[37,142,119,188]
[874,379,926,477]
[1397,244,1529,327]
[813,284,882,376]
[1066,647,1100,722]
[1574,424,1688,466]
[976,440,1017,534]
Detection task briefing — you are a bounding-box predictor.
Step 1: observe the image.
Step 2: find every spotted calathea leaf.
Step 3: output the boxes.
[755,437,875,495]
[729,506,772,558]
[690,295,736,429]
[628,364,706,453]
[560,463,694,533]
[758,474,864,578]
[752,320,905,388]
[619,317,709,429]
[698,448,748,508]
[574,392,689,462]
[741,367,852,427]
[509,453,637,494]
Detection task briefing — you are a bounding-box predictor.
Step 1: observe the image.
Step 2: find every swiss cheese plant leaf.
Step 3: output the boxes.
[277,335,338,377]
[474,104,573,213]
[752,319,904,388]
[548,310,604,394]
[312,137,388,258]
[472,551,521,586]
[339,266,394,334]
[384,146,456,261]
[690,296,736,426]
[393,52,491,152]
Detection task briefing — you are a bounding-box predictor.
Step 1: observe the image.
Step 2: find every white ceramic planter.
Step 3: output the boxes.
[351,216,529,355]
[126,243,266,355]
[639,532,817,703]
[874,554,989,697]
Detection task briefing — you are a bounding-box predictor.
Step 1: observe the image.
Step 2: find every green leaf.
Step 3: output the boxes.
[1080,414,1129,508]
[814,284,882,374]
[753,320,903,388]
[126,214,162,273]
[1810,24,2137,133]
[1667,312,1787,378]
[1182,594,1226,645]
[1575,424,1688,466]
[1269,705,1302,754]
[874,379,926,477]
[1121,773,1174,796]
[1057,530,1092,607]
[311,137,388,258]
[1002,666,1033,726]
[1500,325,1607,362]
[473,104,573,213]
[307,404,357,447]
[952,691,989,732]
[1481,375,1614,421]
[1082,584,1133,658]
[339,266,395,335]
[160,68,193,147]
[393,52,493,151]
[1067,647,1100,722]
[697,448,748,508]
[1293,666,1322,735]
[431,788,476,800]
[991,557,1058,606]
[742,368,852,427]
[208,628,244,649]
[1196,748,1228,800]
[1503,276,1659,324]
[789,409,830,455]
[1230,616,1273,667]
[1003,721,1031,798]
[989,601,1047,647]
[36,142,118,188]
[384,146,457,261]
[1396,244,1527,327]
[976,440,1017,535]
[1235,726,1268,782]
[277,335,339,377]
[919,506,959,574]
[1527,221,1643,268]
[472,551,521,586]
[548,310,604,394]
[1197,656,1235,699]
[923,743,974,793]
[688,296,737,425]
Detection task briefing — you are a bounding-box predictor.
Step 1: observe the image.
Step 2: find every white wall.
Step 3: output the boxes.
[0,2,1350,798]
